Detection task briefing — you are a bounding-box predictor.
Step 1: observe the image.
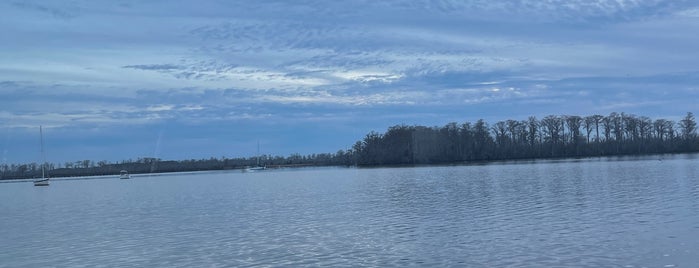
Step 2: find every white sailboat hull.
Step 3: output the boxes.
[33,178,49,186]
[246,166,266,171]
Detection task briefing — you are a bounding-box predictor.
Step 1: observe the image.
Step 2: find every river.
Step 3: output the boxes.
[1,154,698,267]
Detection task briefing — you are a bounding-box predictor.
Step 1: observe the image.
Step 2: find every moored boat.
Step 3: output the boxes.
[246,141,266,171]
[33,126,49,187]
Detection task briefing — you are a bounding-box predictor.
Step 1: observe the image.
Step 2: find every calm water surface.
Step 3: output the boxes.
[1,154,698,267]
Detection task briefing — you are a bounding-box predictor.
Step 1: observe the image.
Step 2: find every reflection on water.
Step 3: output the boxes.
[1,154,698,267]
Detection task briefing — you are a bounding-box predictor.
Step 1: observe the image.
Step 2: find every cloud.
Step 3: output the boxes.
[146,104,175,112]
[9,1,78,19]
[123,64,182,71]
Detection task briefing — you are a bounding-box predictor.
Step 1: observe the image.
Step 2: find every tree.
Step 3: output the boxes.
[638,116,652,139]
[583,116,595,143]
[610,112,623,142]
[459,122,474,160]
[622,113,639,141]
[541,115,562,145]
[473,119,493,160]
[602,115,613,141]
[492,121,508,145]
[527,116,539,146]
[679,112,697,140]
[565,115,583,144]
[590,115,604,143]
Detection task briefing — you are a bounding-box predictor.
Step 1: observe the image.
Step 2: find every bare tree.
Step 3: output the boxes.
[583,116,595,143]
[565,115,583,144]
[679,112,697,140]
[527,116,539,146]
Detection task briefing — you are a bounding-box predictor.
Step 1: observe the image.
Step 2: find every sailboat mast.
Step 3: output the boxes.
[40,126,45,179]
[256,140,260,166]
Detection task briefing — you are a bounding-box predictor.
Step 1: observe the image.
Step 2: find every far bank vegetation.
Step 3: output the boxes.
[1,112,697,180]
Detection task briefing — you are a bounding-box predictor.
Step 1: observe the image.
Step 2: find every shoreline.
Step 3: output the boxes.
[2,151,694,182]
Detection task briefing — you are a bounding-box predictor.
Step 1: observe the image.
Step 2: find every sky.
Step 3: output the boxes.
[2,0,699,165]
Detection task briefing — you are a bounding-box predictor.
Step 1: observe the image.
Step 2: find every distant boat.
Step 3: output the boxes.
[33,177,49,186]
[247,166,266,171]
[34,126,49,186]
[246,141,266,171]
[119,170,131,179]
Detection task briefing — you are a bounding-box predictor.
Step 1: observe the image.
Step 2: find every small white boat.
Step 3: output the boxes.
[119,170,130,179]
[34,126,49,187]
[246,166,266,171]
[33,177,49,186]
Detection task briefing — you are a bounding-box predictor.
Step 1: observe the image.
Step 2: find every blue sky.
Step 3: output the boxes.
[2,0,699,165]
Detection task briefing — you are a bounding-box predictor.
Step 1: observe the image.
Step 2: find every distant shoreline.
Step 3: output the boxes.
[3,112,697,181]
[0,162,326,181]
[2,151,694,182]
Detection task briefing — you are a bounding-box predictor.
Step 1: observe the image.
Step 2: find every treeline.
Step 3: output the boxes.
[351,112,698,165]
[0,153,353,180]
[2,112,697,180]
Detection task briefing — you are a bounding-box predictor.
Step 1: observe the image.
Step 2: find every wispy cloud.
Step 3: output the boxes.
[123,64,182,71]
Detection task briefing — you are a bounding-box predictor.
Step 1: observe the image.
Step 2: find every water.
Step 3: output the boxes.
[1,154,698,267]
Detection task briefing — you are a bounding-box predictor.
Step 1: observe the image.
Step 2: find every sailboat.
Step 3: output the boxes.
[33,126,49,186]
[247,141,266,171]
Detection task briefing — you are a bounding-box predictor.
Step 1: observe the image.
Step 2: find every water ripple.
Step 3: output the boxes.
[1,155,698,267]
